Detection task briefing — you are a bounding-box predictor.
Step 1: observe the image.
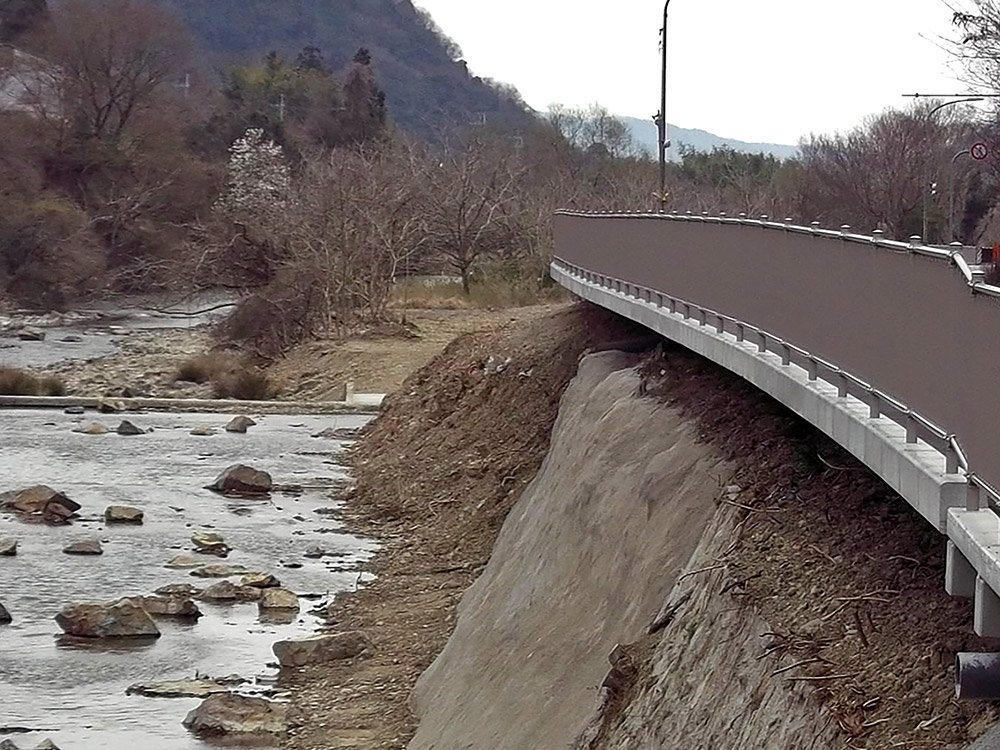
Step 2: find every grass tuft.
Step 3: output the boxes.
[0,367,65,396]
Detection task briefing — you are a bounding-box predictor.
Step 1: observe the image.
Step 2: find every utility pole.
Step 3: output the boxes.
[656,1,672,212]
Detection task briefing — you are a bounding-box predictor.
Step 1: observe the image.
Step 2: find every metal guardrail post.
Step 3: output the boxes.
[837,374,848,398]
[868,392,881,419]
[906,415,918,444]
[807,359,818,381]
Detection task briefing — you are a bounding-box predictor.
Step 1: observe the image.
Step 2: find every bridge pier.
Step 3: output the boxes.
[947,540,977,598]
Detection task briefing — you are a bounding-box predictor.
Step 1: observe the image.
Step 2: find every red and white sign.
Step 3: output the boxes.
[971,142,989,160]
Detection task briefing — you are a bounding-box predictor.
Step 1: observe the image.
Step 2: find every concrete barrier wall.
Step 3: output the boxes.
[553,212,1000,498]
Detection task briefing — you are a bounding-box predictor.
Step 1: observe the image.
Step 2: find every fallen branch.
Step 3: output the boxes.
[770,657,823,677]
[786,673,857,682]
[678,564,725,582]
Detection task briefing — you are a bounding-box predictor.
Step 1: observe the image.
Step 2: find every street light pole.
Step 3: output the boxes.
[656,0,672,212]
[913,96,983,241]
[949,148,971,243]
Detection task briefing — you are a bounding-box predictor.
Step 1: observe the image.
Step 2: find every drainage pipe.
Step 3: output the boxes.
[956,653,1000,700]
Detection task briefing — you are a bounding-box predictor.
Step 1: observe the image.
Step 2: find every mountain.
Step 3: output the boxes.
[153,0,534,135]
[621,116,799,161]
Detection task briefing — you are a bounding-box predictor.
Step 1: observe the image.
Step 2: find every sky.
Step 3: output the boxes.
[415,0,978,146]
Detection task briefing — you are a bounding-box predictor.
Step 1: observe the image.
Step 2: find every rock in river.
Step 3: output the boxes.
[165,555,205,568]
[116,420,145,436]
[0,601,11,624]
[241,572,280,589]
[154,583,202,597]
[272,631,372,667]
[17,326,44,341]
[197,580,262,602]
[63,405,85,415]
[258,588,299,610]
[63,540,102,555]
[72,421,107,435]
[127,678,229,698]
[190,563,251,578]
[105,505,143,524]
[190,426,215,436]
[55,598,160,638]
[191,531,229,557]
[206,464,272,496]
[0,538,16,556]
[224,415,256,433]
[136,595,202,619]
[183,693,287,737]
[0,485,80,524]
[303,545,325,559]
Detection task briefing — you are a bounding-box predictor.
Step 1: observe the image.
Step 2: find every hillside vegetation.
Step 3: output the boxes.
[154,0,534,135]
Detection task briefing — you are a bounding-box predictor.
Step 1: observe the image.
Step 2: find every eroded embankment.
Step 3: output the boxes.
[286,303,1000,749]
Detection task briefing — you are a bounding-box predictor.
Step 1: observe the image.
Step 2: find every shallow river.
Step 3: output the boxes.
[0,408,376,749]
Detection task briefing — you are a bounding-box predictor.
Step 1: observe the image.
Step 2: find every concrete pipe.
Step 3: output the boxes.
[956,653,1000,700]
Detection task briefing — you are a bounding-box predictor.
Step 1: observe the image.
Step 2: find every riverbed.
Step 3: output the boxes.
[0,408,375,749]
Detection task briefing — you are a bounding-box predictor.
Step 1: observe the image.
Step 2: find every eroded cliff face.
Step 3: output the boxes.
[406,351,841,749]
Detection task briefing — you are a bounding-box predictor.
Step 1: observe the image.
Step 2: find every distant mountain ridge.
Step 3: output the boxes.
[621,116,799,161]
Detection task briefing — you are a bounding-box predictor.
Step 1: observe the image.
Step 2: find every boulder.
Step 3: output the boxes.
[190,427,215,436]
[166,555,205,568]
[97,399,126,413]
[224,416,256,433]
[61,334,83,343]
[63,540,102,555]
[154,583,202,597]
[1,485,80,524]
[63,405,85,415]
[206,465,272,496]
[258,588,298,610]
[34,740,60,750]
[191,531,229,557]
[104,505,143,524]
[183,693,287,737]
[116,420,145,436]
[0,740,20,750]
[240,572,280,589]
[197,580,261,602]
[0,538,16,556]
[73,421,107,435]
[272,631,372,667]
[17,327,44,341]
[136,596,202,619]
[0,600,11,624]
[55,598,160,638]
[127,678,229,698]
[189,563,250,578]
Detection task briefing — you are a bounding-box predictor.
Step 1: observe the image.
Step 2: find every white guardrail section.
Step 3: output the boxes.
[551,211,1000,637]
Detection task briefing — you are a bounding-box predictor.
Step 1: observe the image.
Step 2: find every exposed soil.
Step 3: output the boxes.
[595,344,1000,749]
[282,303,645,749]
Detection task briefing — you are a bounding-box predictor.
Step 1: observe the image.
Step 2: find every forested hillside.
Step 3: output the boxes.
[154,0,534,134]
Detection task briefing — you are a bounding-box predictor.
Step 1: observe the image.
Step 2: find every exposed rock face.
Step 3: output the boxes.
[272,631,372,667]
[137,596,202,619]
[206,465,272,496]
[224,416,256,433]
[190,564,250,578]
[0,538,16,555]
[0,601,11,624]
[104,505,143,524]
[116,420,144,436]
[0,485,80,524]
[183,693,287,737]
[127,679,229,698]
[241,573,280,588]
[63,540,102,555]
[154,583,202,597]
[198,581,262,602]
[258,588,299,610]
[55,598,160,638]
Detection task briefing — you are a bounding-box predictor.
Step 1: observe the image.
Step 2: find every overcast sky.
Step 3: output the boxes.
[415,0,977,145]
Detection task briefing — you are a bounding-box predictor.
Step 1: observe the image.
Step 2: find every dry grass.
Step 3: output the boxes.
[0,367,66,396]
[392,279,566,310]
[175,351,242,383]
[212,368,276,401]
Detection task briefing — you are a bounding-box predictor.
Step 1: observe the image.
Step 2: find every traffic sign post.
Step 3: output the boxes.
[972,142,989,161]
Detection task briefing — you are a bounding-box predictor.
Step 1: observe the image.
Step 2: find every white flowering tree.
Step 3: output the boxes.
[217,128,291,218]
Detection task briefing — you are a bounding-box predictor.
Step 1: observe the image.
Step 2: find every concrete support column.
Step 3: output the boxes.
[946,540,976,598]
[975,576,1000,638]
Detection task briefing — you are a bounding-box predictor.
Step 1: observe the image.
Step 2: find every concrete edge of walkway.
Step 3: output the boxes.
[0,393,384,415]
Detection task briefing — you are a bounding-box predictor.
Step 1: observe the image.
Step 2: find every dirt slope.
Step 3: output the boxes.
[283,303,643,749]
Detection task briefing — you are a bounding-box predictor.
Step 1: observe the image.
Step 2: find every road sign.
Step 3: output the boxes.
[972,142,989,160]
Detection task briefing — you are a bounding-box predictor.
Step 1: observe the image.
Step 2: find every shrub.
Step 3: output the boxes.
[175,351,242,383]
[0,367,40,395]
[0,368,64,395]
[212,368,276,401]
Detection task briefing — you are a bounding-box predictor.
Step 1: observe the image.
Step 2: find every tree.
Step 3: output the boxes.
[0,0,48,43]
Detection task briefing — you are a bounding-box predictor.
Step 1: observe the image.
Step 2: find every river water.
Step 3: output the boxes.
[0,410,375,745]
